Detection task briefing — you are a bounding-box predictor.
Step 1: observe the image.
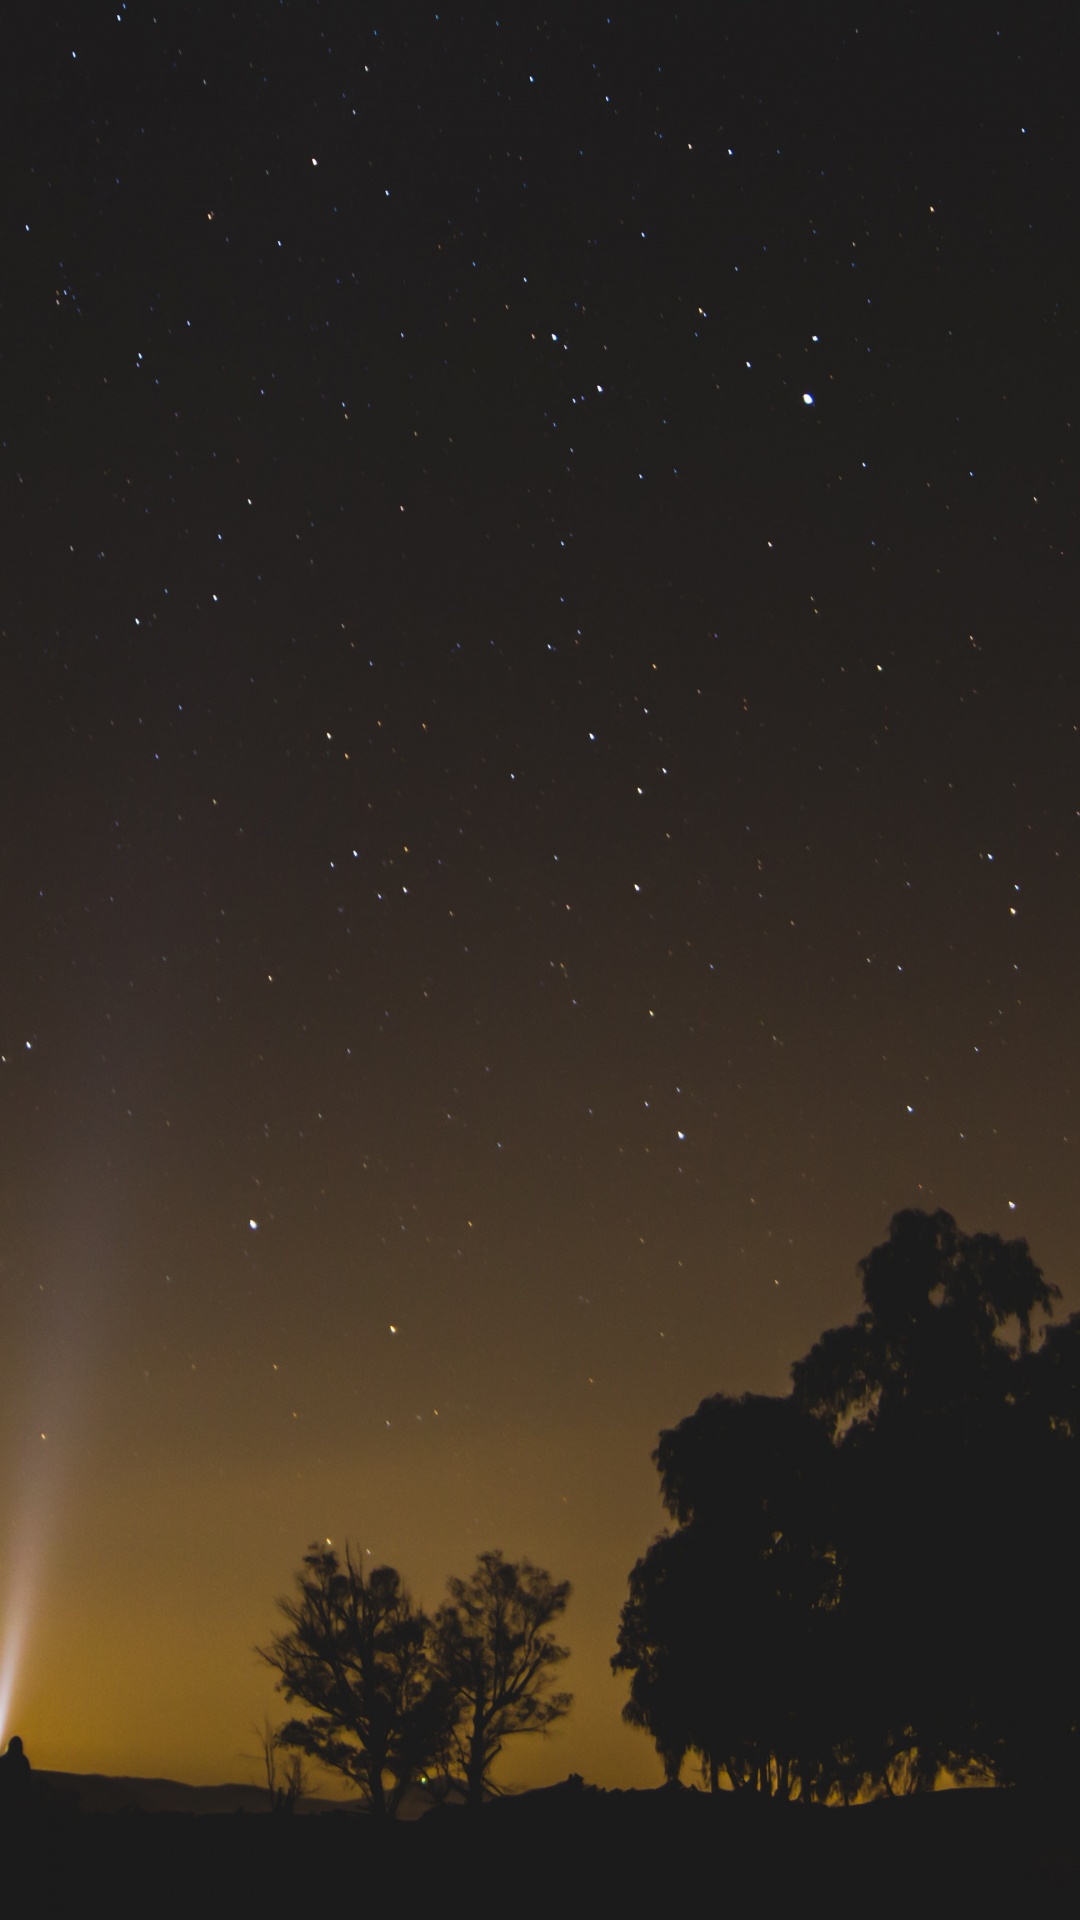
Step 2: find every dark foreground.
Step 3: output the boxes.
[7,1779,1078,1916]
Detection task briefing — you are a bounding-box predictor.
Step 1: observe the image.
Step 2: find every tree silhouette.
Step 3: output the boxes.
[1001,1309,1080,1788]
[259,1544,451,1816]
[431,1551,572,1805]
[614,1394,843,1798]
[793,1210,1062,1792]
[615,1210,1078,1797]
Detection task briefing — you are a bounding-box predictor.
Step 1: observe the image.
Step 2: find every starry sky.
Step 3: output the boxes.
[2,2,1077,1789]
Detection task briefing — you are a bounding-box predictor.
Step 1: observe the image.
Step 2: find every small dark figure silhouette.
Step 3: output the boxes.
[0,1735,32,1813]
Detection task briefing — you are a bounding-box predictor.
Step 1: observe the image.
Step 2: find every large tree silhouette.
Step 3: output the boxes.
[615,1210,1078,1797]
[431,1551,572,1805]
[793,1210,1062,1791]
[259,1545,450,1815]
[614,1393,844,1798]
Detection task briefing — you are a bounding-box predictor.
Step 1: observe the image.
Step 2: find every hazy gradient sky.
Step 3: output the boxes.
[2,2,1077,1789]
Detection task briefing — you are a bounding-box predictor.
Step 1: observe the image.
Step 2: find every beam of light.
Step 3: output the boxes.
[0,1424,58,1751]
[0,1334,81,1751]
[1,1177,108,1754]
[0,1555,38,1749]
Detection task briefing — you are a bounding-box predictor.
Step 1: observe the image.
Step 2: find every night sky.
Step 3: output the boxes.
[2,3,1077,1789]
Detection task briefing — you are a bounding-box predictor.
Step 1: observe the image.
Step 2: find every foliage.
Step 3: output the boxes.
[259,1545,451,1816]
[431,1550,572,1804]
[614,1209,1078,1798]
[614,1394,843,1800]
[261,1543,573,1814]
[791,1207,1057,1437]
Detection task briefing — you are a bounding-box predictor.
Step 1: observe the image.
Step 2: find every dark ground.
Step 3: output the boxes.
[7,1779,1079,1916]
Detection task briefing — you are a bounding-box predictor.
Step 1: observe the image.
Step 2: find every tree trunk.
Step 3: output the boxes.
[466,1721,487,1807]
[366,1759,388,1817]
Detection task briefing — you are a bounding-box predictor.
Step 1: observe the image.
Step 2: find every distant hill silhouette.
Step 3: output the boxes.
[34,1770,350,1818]
[32,1769,462,1820]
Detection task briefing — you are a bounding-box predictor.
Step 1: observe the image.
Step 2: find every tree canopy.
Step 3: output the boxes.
[431,1551,572,1805]
[614,1394,843,1800]
[259,1545,449,1816]
[614,1209,1079,1798]
[261,1544,571,1812]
